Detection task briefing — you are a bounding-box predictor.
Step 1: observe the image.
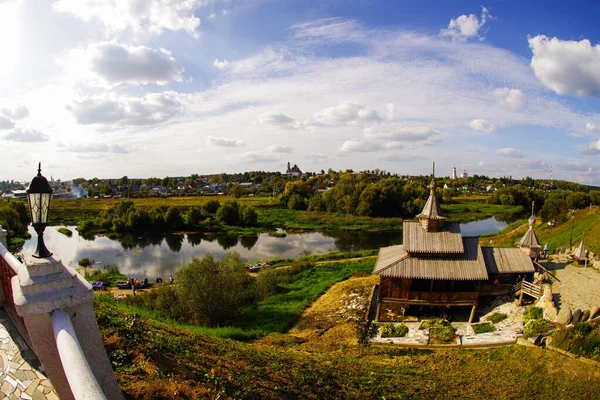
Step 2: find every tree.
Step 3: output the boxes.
[540,195,567,223]
[176,252,253,325]
[566,192,589,210]
[217,201,239,225]
[230,184,243,198]
[203,199,220,214]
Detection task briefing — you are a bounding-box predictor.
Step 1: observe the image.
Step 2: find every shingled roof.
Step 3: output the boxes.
[416,163,445,221]
[373,238,488,280]
[518,204,541,249]
[481,247,535,274]
[403,221,464,254]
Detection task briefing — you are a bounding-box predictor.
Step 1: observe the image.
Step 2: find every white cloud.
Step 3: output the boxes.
[493,88,528,110]
[528,35,600,97]
[63,143,129,154]
[385,103,395,120]
[586,122,600,133]
[67,92,181,126]
[1,105,29,120]
[72,42,184,86]
[440,6,493,41]
[364,124,440,141]
[53,0,202,37]
[208,13,216,20]
[340,139,384,153]
[304,153,329,163]
[206,136,245,147]
[213,59,229,69]
[256,111,306,130]
[0,116,15,130]
[4,128,49,142]
[469,119,496,133]
[558,160,595,172]
[267,144,292,153]
[497,148,524,158]
[314,101,380,125]
[236,151,279,163]
[376,153,416,162]
[581,140,600,155]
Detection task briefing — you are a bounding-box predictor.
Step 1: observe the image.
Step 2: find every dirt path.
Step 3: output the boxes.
[543,259,600,311]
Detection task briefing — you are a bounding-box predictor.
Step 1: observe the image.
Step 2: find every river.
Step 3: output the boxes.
[22,217,507,279]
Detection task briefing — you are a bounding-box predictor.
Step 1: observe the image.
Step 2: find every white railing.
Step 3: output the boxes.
[52,309,107,400]
[0,240,22,274]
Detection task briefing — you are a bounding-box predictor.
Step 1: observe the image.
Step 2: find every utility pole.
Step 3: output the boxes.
[569,209,575,248]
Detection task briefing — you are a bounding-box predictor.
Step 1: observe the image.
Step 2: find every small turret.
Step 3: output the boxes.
[518,201,541,259]
[417,162,446,232]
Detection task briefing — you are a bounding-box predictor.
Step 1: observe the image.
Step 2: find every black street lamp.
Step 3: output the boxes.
[26,163,53,258]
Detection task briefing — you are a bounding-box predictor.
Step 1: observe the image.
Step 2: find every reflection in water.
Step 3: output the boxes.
[22,216,504,279]
[23,226,402,279]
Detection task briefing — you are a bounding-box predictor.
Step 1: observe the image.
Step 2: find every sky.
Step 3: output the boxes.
[1,0,600,184]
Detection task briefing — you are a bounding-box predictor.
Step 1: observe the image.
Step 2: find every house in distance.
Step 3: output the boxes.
[373,163,537,323]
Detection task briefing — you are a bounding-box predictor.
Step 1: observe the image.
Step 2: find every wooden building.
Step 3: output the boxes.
[517,202,541,260]
[373,164,535,323]
[574,240,587,265]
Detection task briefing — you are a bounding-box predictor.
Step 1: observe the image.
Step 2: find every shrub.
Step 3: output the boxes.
[379,323,409,338]
[472,322,495,334]
[420,318,447,329]
[79,257,94,267]
[57,227,73,237]
[523,319,551,338]
[523,307,544,323]
[429,326,456,343]
[487,312,508,324]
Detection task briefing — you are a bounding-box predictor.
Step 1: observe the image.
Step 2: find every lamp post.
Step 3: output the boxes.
[26,163,53,258]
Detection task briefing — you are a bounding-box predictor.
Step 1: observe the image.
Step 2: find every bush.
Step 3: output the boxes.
[472,322,495,334]
[57,227,73,237]
[523,319,551,338]
[79,257,94,267]
[420,318,448,329]
[523,307,543,323]
[487,312,508,324]
[429,326,456,343]
[379,323,409,338]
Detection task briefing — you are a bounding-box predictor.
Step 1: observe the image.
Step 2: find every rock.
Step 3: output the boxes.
[581,309,590,322]
[590,306,600,320]
[571,309,582,324]
[557,307,572,325]
[544,305,558,322]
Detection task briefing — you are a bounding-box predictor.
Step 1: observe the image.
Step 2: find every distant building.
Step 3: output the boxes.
[286,162,302,178]
[461,169,468,179]
[452,166,457,180]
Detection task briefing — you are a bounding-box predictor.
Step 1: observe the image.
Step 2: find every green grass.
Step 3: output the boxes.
[441,199,523,223]
[249,249,378,268]
[57,227,73,236]
[472,322,495,334]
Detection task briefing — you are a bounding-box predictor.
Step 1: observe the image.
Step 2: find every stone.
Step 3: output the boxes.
[590,306,600,320]
[557,307,572,325]
[544,305,558,322]
[581,309,590,322]
[572,309,582,324]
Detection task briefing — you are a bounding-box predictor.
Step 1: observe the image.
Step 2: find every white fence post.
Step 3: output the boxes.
[0,225,7,248]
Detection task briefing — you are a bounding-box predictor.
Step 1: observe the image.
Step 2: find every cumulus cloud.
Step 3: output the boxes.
[469,119,496,133]
[558,160,595,172]
[528,35,600,97]
[340,139,384,153]
[63,143,129,154]
[493,88,528,110]
[53,0,202,37]
[587,122,600,133]
[4,128,49,142]
[86,42,184,86]
[256,111,305,130]
[304,153,329,163]
[314,101,380,125]
[267,144,292,153]
[440,6,493,41]
[213,59,229,69]
[67,93,181,125]
[0,116,15,130]
[236,151,279,163]
[581,140,600,155]
[1,105,29,120]
[364,125,440,142]
[497,148,524,158]
[206,136,245,147]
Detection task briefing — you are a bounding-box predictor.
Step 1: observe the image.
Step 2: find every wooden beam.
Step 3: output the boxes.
[469,302,478,323]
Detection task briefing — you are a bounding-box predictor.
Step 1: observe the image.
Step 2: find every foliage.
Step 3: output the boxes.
[78,257,94,267]
[420,318,448,329]
[523,307,544,323]
[487,312,508,324]
[553,322,600,360]
[523,319,552,338]
[378,323,409,338]
[429,326,456,343]
[0,201,31,240]
[57,227,73,236]
[472,322,495,334]
[84,264,127,285]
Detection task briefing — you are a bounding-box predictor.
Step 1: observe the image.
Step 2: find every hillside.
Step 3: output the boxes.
[483,205,600,255]
[96,277,600,399]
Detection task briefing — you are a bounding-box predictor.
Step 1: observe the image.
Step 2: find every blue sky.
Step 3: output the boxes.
[1,0,600,184]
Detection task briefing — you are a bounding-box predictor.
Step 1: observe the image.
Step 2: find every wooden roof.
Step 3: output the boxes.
[574,240,586,259]
[481,247,535,274]
[517,227,541,249]
[373,238,488,280]
[416,179,446,220]
[403,221,464,254]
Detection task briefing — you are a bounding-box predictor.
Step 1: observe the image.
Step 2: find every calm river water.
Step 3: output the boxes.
[23,217,507,279]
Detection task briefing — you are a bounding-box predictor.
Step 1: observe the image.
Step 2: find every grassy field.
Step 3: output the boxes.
[441,197,523,223]
[96,279,600,399]
[483,205,600,254]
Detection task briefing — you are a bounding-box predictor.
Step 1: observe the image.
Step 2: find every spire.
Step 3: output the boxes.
[574,239,586,260]
[528,201,536,227]
[417,162,445,229]
[518,201,541,252]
